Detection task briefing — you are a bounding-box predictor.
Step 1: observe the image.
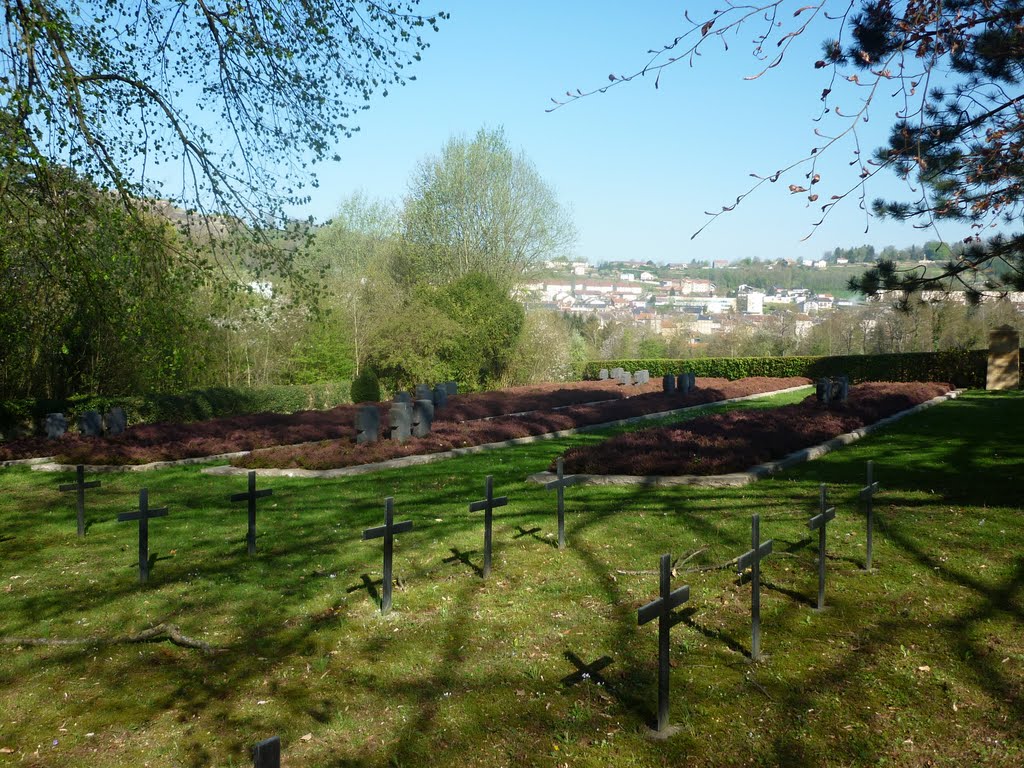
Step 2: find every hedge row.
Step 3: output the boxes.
[582,350,993,389]
[0,380,352,439]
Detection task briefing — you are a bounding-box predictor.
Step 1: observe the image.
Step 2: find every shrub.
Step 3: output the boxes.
[350,368,382,404]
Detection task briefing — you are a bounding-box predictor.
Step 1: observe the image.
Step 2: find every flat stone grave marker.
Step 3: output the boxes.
[808,484,837,610]
[544,457,582,549]
[58,465,101,538]
[230,470,273,556]
[44,412,67,439]
[562,651,613,688]
[445,380,458,396]
[598,368,609,380]
[362,497,414,614]
[432,385,448,408]
[390,401,412,443]
[662,374,675,394]
[355,405,380,444]
[637,553,691,736]
[859,461,880,571]
[79,410,103,437]
[105,406,127,436]
[468,475,508,579]
[412,399,434,438]
[415,383,432,401]
[118,488,169,584]
[252,736,280,768]
[736,514,773,661]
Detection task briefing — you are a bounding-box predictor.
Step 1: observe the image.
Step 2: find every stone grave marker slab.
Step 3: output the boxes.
[355,405,380,444]
[637,553,691,736]
[859,461,880,571]
[118,488,169,584]
[105,406,127,436]
[394,391,411,404]
[736,514,773,661]
[662,374,676,394]
[412,399,434,437]
[79,410,103,437]
[598,368,609,380]
[544,457,582,550]
[390,402,412,443]
[58,465,101,538]
[432,385,448,408]
[468,475,508,579]
[415,383,432,401]
[610,367,624,379]
[987,324,1020,390]
[44,412,67,439]
[677,373,692,394]
[835,376,850,403]
[617,370,632,386]
[445,380,458,396]
[816,377,832,404]
[362,497,414,614]
[230,470,273,556]
[808,484,836,610]
[636,370,650,385]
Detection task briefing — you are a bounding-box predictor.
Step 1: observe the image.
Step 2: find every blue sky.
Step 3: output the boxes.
[295,1,944,264]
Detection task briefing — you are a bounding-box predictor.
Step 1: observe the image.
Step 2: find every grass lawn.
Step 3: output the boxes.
[0,388,1021,767]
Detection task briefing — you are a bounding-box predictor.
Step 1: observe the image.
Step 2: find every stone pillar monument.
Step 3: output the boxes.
[986,325,1020,390]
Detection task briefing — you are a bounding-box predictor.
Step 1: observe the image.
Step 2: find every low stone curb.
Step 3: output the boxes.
[199,385,813,480]
[526,388,963,488]
[1,456,56,468]
[29,451,251,474]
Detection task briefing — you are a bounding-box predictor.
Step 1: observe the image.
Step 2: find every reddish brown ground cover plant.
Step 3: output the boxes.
[0,377,808,466]
[558,382,952,477]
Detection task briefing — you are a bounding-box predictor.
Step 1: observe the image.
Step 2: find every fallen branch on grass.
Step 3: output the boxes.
[0,623,217,654]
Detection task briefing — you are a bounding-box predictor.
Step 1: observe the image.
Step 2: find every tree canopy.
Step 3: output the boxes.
[401,127,577,289]
[2,0,445,280]
[553,1,1024,301]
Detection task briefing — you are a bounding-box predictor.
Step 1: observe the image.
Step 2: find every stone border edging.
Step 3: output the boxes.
[1,456,56,468]
[28,450,252,474]
[525,388,963,488]
[196,385,813,480]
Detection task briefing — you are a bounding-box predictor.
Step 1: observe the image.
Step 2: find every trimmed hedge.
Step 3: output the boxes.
[0,379,352,439]
[583,350,994,389]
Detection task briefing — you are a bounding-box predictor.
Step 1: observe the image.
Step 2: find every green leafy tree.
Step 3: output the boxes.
[1,1,445,289]
[401,127,577,289]
[554,1,1024,300]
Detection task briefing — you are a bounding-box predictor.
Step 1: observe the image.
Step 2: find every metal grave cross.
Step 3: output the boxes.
[58,464,101,538]
[361,496,414,614]
[468,475,508,579]
[808,484,837,610]
[251,735,281,768]
[637,553,691,735]
[117,488,169,584]
[859,460,881,571]
[229,470,274,556]
[544,457,582,549]
[736,514,773,661]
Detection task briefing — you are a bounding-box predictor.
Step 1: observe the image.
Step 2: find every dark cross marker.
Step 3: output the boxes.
[361,497,413,614]
[58,464,101,538]
[637,553,691,735]
[736,514,773,661]
[117,488,168,584]
[808,484,836,610]
[562,651,613,687]
[229,470,273,556]
[468,475,508,579]
[859,460,880,571]
[251,735,280,768]
[544,457,581,549]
